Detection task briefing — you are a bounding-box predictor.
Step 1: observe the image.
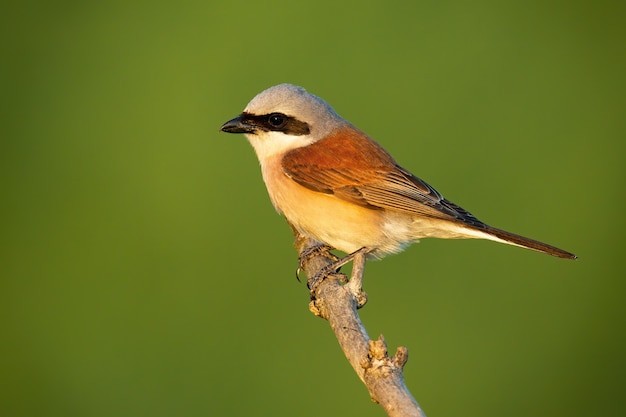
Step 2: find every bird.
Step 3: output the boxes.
[220,84,576,289]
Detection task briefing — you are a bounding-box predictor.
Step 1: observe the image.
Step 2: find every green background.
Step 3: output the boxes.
[2,1,624,416]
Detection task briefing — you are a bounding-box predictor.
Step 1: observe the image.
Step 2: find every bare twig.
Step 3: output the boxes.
[294,233,426,417]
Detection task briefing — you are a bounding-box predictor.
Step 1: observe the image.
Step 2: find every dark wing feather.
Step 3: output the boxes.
[282,128,486,227]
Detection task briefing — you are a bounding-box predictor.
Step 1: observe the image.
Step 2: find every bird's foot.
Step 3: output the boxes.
[307,264,346,293]
[296,243,338,282]
[307,247,370,308]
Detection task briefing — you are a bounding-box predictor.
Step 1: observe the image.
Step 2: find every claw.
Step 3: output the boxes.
[306,247,371,294]
[296,244,338,282]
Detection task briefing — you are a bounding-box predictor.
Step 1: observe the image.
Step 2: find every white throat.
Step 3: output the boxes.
[245,131,314,161]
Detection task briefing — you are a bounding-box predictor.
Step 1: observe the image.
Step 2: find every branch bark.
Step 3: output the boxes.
[294,233,426,417]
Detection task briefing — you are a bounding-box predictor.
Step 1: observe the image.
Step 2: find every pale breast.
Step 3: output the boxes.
[259,155,408,255]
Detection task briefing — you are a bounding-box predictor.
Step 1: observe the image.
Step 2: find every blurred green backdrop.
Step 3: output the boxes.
[1,1,624,416]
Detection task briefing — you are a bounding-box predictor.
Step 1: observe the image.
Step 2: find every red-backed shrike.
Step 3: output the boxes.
[220,84,575,285]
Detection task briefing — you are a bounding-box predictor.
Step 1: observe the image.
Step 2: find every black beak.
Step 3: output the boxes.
[220,115,256,134]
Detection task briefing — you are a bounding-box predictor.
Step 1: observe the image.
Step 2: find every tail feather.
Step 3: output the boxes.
[483,226,577,259]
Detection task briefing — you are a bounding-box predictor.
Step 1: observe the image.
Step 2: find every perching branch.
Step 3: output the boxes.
[294,232,426,417]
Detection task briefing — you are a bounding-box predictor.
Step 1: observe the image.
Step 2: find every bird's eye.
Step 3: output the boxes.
[268,113,286,128]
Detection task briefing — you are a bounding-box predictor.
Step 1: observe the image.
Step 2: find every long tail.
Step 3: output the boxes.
[482,226,577,259]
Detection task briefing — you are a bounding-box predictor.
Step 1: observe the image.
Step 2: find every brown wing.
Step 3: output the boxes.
[281,127,486,227]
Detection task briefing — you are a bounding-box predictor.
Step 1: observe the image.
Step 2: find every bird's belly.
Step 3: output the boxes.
[261,158,408,256]
[274,184,390,254]
[284,194,389,254]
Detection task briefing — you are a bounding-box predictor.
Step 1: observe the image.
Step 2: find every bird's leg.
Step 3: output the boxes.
[296,243,338,282]
[308,247,370,307]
